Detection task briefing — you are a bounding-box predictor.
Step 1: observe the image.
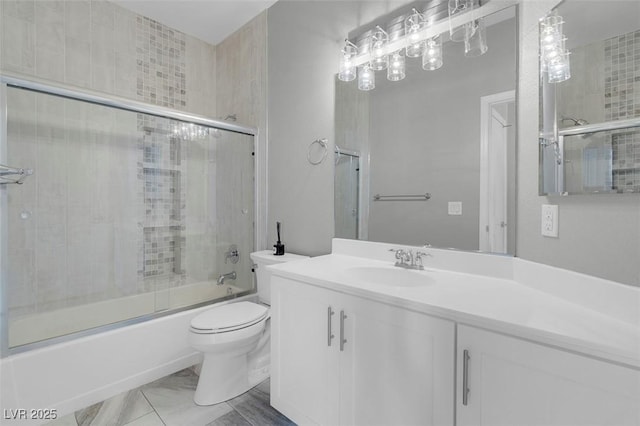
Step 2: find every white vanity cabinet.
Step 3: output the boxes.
[456,325,640,426]
[270,275,455,426]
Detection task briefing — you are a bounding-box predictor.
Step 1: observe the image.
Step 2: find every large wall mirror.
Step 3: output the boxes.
[334,2,517,254]
[539,0,640,195]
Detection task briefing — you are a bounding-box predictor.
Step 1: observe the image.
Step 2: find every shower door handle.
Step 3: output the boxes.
[327,307,335,346]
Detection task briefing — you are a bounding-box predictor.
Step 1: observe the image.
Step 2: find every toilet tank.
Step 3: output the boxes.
[250,250,308,304]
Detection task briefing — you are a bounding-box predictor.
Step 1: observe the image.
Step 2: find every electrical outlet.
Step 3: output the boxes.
[448,201,462,215]
[541,204,558,237]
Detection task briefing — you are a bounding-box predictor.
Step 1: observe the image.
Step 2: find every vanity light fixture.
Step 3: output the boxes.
[338,0,495,91]
[173,122,210,140]
[338,39,358,82]
[540,11,571,83]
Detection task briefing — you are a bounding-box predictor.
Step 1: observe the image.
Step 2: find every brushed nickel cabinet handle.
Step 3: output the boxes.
[463,349,471,406]
[340,310,348,351]
[327,307,335,346]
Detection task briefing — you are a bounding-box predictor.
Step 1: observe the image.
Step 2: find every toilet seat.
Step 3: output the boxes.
[190,302,268,334]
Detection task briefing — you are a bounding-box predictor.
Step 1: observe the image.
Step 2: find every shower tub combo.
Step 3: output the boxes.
[0,73,259,421]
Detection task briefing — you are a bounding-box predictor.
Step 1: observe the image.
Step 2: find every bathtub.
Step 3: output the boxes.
[0,282,254,426]
[9,281,248,347]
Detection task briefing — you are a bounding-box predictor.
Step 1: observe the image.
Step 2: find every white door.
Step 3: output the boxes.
[270,277,340,426]
[488,108,508,252]
[457,325,640,426]
[339,294,455,426]
[480,91,514,253]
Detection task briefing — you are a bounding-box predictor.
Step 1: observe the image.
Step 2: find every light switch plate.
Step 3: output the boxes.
[448,201,462,216]
[541,204,558,237]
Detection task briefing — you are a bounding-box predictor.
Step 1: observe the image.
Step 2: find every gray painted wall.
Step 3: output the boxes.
[267,1,412,256]
[267,0,640,286]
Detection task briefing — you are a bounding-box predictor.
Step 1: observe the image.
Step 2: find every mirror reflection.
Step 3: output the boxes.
[539,0,640,195]
[334,5,517,254]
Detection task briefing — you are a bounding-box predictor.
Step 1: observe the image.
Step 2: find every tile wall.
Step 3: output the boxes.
[213,12,265,290]
[0,0,215,113]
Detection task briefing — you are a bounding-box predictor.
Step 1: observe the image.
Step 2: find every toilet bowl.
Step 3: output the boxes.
[188,250,308,405]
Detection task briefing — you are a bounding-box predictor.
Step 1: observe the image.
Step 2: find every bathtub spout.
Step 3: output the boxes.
[217,271,237,285]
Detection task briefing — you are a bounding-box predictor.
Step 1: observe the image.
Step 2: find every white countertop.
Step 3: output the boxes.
[269,244,640,369]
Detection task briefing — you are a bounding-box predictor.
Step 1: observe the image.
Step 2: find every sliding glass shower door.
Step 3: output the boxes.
[2,83,255,351]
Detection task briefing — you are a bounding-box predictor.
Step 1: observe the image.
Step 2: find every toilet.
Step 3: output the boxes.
[188,250,308,405]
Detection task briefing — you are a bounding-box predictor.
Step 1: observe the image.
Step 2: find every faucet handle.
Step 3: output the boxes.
[389,248,405,259]
[414,251,432,268]
[224,244,240,264]
[415,251,432,259]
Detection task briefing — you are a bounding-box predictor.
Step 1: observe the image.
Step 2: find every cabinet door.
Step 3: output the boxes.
[339,295,455,426]
[271,276,340,426]
[457,325,640,426]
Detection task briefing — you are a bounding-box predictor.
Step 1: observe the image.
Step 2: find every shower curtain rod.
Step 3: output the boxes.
[0,72,257,137]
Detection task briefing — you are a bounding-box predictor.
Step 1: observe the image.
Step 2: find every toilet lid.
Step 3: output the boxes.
[190,302,268,333]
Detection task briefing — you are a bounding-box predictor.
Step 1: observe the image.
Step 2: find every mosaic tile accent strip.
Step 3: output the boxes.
[612,129,640,191]
[143,226,185,279]
[604,29,640,192]
[138,115,186,284]
[143,168,181,223]
[133,12,188,283]
[135,16,187,109]
[604,30,640,122]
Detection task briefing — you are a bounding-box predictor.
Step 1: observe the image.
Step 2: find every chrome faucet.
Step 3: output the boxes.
[217,271,237,285]
[389,248,432,270]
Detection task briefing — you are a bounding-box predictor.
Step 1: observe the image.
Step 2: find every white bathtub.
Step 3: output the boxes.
[0,283,254,426]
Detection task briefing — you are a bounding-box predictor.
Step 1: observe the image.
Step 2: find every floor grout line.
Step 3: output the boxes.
[139,386,167,426]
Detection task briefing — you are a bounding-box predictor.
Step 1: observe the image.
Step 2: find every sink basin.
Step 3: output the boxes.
[344,266,434,287]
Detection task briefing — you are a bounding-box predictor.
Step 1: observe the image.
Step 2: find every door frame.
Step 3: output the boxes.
[479,90,515,253]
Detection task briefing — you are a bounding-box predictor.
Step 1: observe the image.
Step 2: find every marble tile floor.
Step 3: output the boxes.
[46,369,295,426]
